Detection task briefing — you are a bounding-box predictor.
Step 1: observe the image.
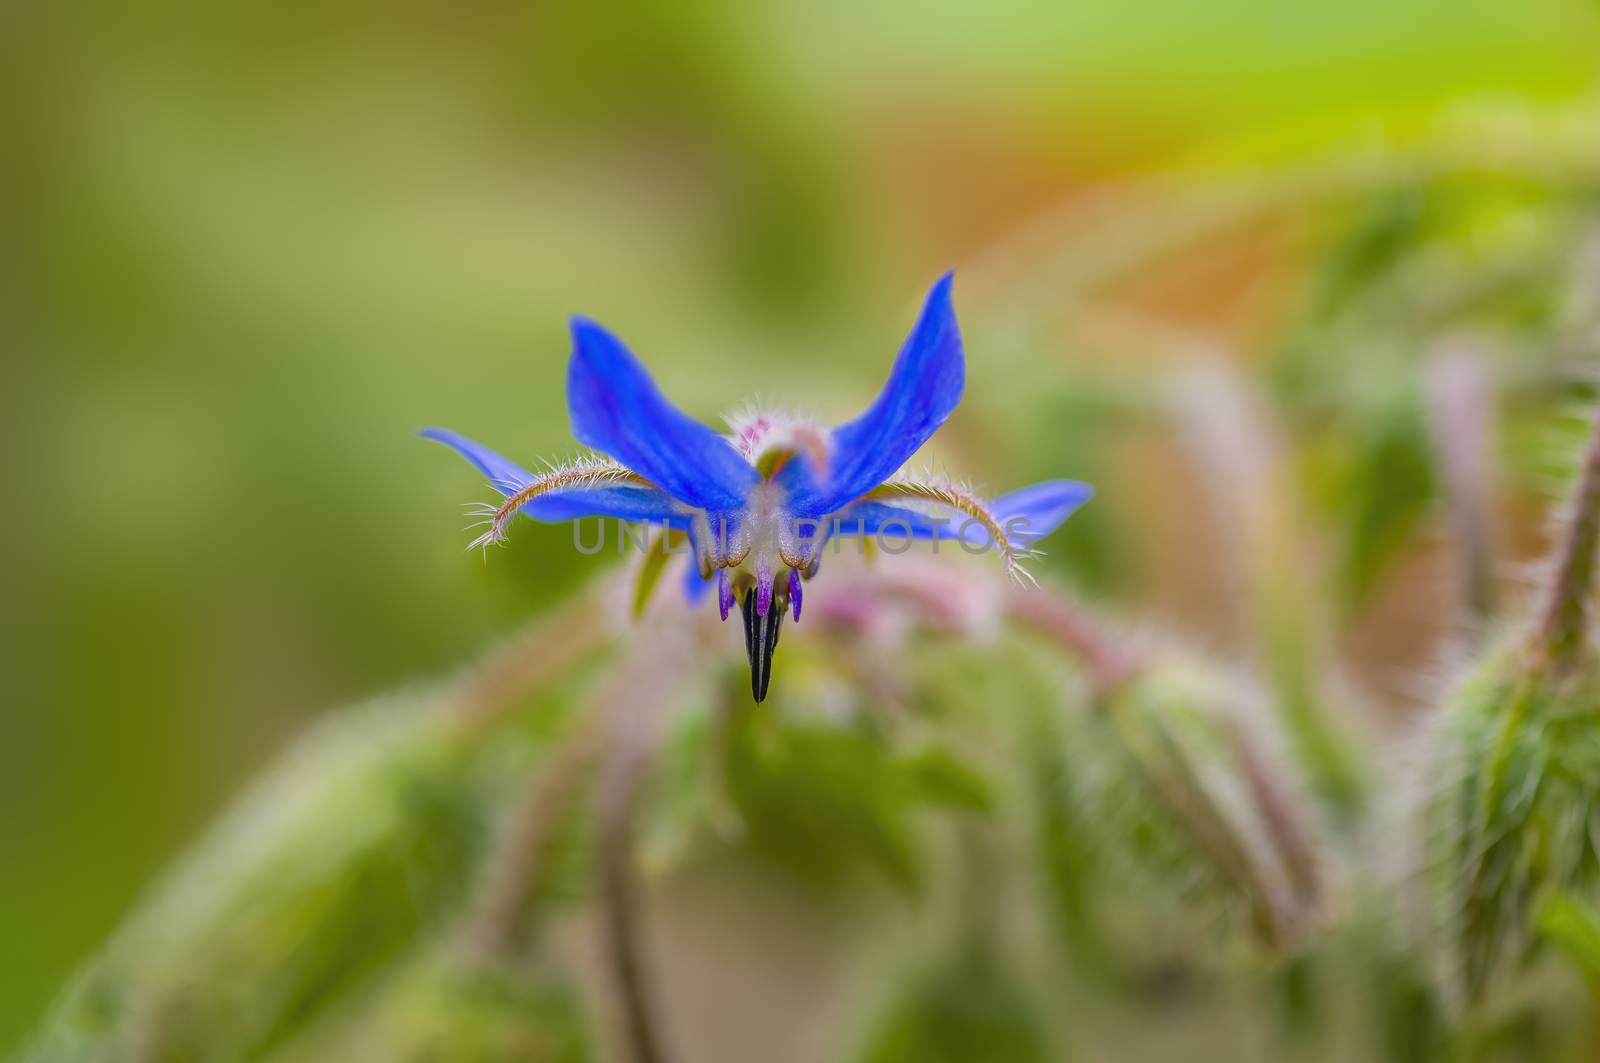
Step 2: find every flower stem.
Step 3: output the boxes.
[585,623,703,1063]
[598,721,671,1063]
[1137,710,1291,950]
[1229,717,1321,919]
[1004,585,1144,696]
[467,718,604,958]
[1175,363,1365,816]
[1529,409,1600,677]
[1424,346,1499,634]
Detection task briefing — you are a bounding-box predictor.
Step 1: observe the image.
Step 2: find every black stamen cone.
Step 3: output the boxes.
[740,592,784,702]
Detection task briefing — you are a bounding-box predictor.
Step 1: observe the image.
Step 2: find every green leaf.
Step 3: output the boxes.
[854,961,1053,1063]
[23,687,581,1062]
[280,949,594,1062]
[1539,893,1600,989]
[900,748,994,812]
[1330,391,1436,616]
[721,707,923,890]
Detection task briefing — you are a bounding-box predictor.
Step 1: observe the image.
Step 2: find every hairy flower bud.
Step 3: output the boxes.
[1034,655,1327,970]
[1417,409,1600,1003]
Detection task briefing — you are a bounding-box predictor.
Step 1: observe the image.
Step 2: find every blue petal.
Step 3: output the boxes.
[682,558,715,603]
[778,273,964,516]
[822,501,953,542]
[566,318,757,512]
[827,480,1092,545]
[993,480,1095,543]
[421,428,689,526]
[679,520,716,603]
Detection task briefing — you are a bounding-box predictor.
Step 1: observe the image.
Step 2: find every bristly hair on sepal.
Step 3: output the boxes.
[862,469,1042,585]
[465,453,653,554]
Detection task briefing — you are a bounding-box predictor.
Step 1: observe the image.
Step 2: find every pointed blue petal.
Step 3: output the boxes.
[994,480,1094,543]
[827,480,1092,545]
[421,426,534,494]
[778,273,964,516]
[822,501,952,541]
[421,428,689,526]
[566,318,757,511]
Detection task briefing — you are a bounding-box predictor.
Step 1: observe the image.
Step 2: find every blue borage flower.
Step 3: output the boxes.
[423,273,1092,701]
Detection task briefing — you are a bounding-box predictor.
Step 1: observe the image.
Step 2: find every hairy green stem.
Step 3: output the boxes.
[1229,718,1321,917]
[1529,409,1600,677]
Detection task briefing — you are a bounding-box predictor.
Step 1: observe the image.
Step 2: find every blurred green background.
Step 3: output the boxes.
[5,0,1600,1049]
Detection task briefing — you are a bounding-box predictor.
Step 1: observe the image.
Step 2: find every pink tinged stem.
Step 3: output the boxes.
[717,569,733,622]
[788,568,803,622]
[756,560,774,617]
[1530,408,1600,677]
[1425,346,1498,631]
[469,719,604,957]
[599,705,675,1063]
[1004,586,1144,696]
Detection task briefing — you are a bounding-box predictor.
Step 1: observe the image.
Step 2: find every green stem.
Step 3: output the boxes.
[1229,718,1320,915]
[1529,410,1600,677]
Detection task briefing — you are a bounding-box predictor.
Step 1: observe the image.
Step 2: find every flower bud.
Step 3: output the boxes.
[1035,655,1327,972]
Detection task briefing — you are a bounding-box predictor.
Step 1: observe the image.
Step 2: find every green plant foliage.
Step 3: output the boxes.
[1424,647,1600,1002]
[1328,389,1438,616]
[282,951,593,1063]
[854,960,1053,1063]
[1539,894,1600,991]
[23,685,591,1062]
[711,695,995,890]
[25,101,1600,1063]
[1270,175,1590,620]
[1030,657,1325,981]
